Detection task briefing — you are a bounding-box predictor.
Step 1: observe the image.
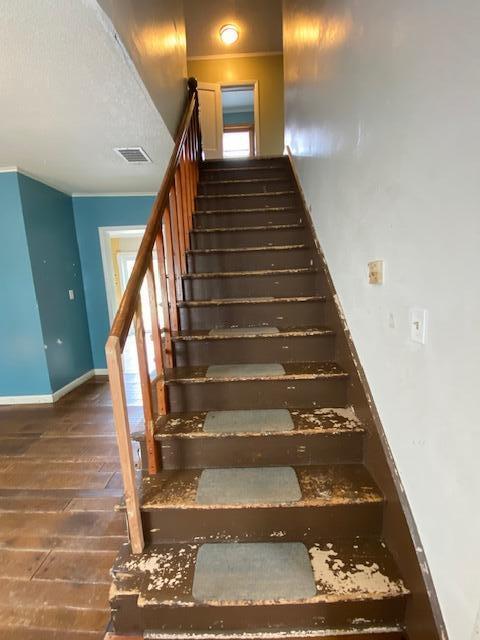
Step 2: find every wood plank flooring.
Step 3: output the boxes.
[0,376,140,639]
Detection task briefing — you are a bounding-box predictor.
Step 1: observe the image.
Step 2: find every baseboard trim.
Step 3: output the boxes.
[0,393,54,405]
[0,369,102,405]
[51,370,96,402]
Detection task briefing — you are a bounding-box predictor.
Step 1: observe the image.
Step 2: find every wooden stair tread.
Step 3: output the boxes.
[200,178,288,185]
[119,464,382,511]
[177,296,327,308]
[172,327,334,342]
[183,268,315,280]
[111,537,409,607]
[187,244,307,254]
[191,224,303,233]
[196,191,296,199]
[194,206,299,215]
[152,408,363,437]
[144,627,405,639]
[165,362,347,385]
[201,165,288,174]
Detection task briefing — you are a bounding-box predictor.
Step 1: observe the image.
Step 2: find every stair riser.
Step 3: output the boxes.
[198,180,293,196]
[112,596,407,634]
[166,378,347,412]
[143,503,383,545]
[202,158,288,170]
[143,432,364,469]
[187,248,312,272]
[178,300,327,331]
[200,167,291,182]
[191,228,307,249]
[183,273,319,301]
[193,210,302,228]
[173,334,335,366]
[196,193,298,212]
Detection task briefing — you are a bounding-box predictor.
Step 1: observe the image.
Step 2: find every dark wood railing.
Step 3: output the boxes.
[105,78,202,553]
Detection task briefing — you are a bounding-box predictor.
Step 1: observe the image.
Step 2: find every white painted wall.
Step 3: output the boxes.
[283,1,480,639]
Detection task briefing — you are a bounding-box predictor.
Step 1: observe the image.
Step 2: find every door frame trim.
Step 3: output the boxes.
[98,225,146,325]
[221,81,260,156]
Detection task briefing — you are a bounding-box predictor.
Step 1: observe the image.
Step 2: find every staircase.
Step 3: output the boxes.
[108,155,409,639]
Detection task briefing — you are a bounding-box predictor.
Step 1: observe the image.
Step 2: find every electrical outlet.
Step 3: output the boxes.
[410,308,427,344]
[368,260,384,285]
[68,289,75,300]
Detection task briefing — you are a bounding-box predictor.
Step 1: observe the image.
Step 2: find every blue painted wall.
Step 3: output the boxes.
[72,196,154,369]
[224,111,254,126]
[19,174,93,392]
[0,173,51,396]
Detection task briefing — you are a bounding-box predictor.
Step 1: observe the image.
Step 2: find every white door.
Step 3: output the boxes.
[197,82,223,159]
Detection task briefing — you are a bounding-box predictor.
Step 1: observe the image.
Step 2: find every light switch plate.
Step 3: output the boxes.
[368,260,384,284]
[410,308,427,344]
[68,289,75,300]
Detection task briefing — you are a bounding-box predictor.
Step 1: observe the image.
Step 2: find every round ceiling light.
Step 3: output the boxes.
[219,24,239,45]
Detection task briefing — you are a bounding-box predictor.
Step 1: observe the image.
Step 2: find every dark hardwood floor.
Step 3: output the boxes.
[0,375,140,639]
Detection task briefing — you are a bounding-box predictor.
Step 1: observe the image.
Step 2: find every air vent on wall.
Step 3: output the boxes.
[114,147,152,163]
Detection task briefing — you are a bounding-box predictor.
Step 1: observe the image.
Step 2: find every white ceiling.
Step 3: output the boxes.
[184,0,283,58]
[0,0,175,195]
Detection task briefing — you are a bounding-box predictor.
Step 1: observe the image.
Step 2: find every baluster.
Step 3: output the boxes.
[189,125,197,209]
[179,152,191,250]
[146,256,171,378]
[193,117,199,181]
[166,192,184,310]
[186,127,194,213]
[169,184,187,276]
[175,160,190,250]
[154,225,174,368]
[173,172,188,273]
[161,206,180,333]
[146,258,163,374]
[105,336,144,553]
[134,296,160,474]
[194,95,203,163]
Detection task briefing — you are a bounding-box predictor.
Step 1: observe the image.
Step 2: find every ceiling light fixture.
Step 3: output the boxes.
[219,24,239,45]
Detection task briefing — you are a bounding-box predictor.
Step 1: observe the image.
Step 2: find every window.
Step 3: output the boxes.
[223,126,254,158]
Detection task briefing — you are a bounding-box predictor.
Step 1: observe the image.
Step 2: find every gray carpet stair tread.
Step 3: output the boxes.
[204,409,294,433]
[206,363,286,378]
[196,467,301,505]
[192,542,316,602]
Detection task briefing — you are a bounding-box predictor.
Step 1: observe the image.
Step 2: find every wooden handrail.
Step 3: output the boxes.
[109,78,199,348]
[105,77,202,554]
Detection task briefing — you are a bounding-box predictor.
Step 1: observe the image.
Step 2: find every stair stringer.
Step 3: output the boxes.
[286,148,446,640]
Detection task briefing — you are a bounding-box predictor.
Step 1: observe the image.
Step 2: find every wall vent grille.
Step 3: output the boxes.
[114,147,151,163]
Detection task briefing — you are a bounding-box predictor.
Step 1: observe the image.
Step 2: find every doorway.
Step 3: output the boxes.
[99,226,157,374]
[221,85,256,158]
[197,81,260,159]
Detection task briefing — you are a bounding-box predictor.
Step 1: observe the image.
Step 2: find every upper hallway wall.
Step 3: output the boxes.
[187,54,284,156]
[97,0,188,137]
[282,1,480,639]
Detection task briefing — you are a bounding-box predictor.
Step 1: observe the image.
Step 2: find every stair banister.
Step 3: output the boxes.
[105,77,202,554]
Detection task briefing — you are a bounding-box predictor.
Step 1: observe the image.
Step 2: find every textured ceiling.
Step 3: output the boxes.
[184,0,283,58]
[0,0,176,194]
